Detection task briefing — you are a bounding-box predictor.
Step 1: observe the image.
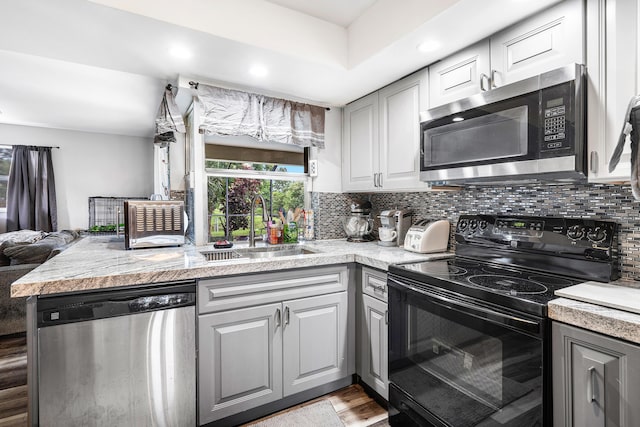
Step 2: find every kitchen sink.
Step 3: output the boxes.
[201,245,317,261]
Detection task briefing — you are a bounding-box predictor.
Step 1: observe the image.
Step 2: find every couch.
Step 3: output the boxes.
[0,229,80,336]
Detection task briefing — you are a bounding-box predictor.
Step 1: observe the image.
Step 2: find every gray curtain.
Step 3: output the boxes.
[196,85,325,148]
[6,145,58,232]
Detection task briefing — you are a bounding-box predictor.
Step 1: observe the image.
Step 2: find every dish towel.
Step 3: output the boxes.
[609,100,640,199]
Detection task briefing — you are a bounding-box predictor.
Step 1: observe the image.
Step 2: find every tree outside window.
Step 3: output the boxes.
[206,160,305,242]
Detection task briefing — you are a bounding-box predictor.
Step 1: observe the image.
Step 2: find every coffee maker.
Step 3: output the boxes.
[378,209,412,247]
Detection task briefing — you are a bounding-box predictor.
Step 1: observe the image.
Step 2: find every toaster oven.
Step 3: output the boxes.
[124,200,185,249]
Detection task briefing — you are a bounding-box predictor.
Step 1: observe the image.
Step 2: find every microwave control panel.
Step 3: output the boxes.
[543,102,565,146]
[540,82,574,154]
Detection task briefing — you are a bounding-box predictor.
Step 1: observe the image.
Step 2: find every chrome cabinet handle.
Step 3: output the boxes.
[370,284,386,293]
[590,151,598,174]
[373,173,378,187]
[284,306,290,325]
[480,73,490,91]
[491,69,498,88]
[385,310,388,325]
[587,366,596,403]
[378,173,383,188]
[275,308,281,328]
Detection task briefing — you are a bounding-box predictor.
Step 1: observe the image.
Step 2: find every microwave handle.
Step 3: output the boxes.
[491,69,498,89]
[590,151,598,174]
[480,73,490,92]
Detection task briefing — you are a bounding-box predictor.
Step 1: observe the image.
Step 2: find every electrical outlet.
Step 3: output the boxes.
[309,159,318,177]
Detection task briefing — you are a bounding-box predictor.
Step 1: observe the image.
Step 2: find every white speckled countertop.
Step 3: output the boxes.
[10,236,452,297]
[549,279,640,345]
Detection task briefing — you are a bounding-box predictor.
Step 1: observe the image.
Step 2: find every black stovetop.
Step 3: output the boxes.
[389,214,618,317]
[389,256,584,317]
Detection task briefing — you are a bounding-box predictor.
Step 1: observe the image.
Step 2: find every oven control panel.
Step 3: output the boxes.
[456,215,617,257]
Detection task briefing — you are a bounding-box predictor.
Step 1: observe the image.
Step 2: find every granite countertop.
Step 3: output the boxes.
[549,279,640,345]
[11,236,452,297]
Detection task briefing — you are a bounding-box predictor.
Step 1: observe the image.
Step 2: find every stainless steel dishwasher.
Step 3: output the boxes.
[34,281,196,427]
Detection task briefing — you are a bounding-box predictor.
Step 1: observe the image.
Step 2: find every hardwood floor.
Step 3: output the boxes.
[243,384,389,427]
[0,334,27,427]
[0,333,388,427]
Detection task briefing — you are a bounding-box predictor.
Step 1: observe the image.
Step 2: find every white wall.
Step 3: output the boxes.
[310,107,342,193]
[0,124,154,231]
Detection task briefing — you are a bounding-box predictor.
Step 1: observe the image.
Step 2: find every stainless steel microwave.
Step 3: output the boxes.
[419,64,586,184]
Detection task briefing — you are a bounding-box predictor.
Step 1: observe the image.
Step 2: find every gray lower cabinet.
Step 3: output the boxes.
[197,266,351,425]
[198,303,283,423]
[552,321,640,426]
[359,267,389,399]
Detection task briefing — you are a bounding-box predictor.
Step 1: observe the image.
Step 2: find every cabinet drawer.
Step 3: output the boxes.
[362,267,387,302]
[198,265,349,314]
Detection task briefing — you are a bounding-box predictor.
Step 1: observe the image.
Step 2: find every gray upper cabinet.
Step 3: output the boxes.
[586,0,639,182]
[552,321,640,426]
[342,92,379,192]
[343,70,430,192]
[489,0,583,88]
[429,41,491,108]
[429,0,583,108]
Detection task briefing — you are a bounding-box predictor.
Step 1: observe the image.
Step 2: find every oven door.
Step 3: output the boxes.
[387,275,547,427]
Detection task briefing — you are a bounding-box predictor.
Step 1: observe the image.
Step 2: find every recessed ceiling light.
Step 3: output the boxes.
[249,64,268,78]
[169,45,192,60]
[452,117,464,122]
[417,40,441,53]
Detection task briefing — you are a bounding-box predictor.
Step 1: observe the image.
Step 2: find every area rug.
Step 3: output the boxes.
[248,400,344,427]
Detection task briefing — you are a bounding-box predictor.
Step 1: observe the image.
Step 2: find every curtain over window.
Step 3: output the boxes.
[155,86,186,146]
[6,145,57,232]
[196,85,325,149]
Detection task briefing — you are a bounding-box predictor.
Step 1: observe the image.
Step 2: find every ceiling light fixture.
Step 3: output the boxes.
[249,64,268,78]
[169,45,192,60]
[417,40,441,53]
[452,117,464,122]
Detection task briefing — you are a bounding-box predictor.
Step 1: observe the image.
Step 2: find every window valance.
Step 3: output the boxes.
[196,85,325,149]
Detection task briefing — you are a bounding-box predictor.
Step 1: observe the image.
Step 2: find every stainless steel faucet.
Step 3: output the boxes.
[249,194,269,247]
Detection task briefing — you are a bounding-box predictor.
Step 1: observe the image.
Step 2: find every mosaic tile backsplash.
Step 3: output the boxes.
[311,183,640,280]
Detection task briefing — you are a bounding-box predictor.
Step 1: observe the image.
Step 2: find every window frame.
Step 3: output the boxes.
[205,163,310,243]
[0,144,12,213]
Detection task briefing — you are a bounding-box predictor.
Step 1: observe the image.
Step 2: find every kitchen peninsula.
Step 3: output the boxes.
[10,237,451,297]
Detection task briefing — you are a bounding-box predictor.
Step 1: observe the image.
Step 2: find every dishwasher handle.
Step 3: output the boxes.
[37,281,196,327]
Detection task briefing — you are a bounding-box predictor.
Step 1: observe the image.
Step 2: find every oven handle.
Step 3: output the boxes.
[388,277,540,334]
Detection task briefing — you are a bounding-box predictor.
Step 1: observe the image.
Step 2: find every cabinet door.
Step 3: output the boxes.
[490,0,583,88]
[361,294,388,399]
[283,291,348,396]
[342,92,379,192]
[586,0,638,182]
[199,303,283,424]
[552,322,640,427]
[428,41,491,108]
[379,70,431,191]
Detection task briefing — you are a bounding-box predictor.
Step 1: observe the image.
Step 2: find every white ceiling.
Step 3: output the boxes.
[0,0,562,138]
[265,0,377,27]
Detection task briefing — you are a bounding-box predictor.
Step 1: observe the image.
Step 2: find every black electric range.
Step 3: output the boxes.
[387,214,619,427]
[389,214,618,317]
